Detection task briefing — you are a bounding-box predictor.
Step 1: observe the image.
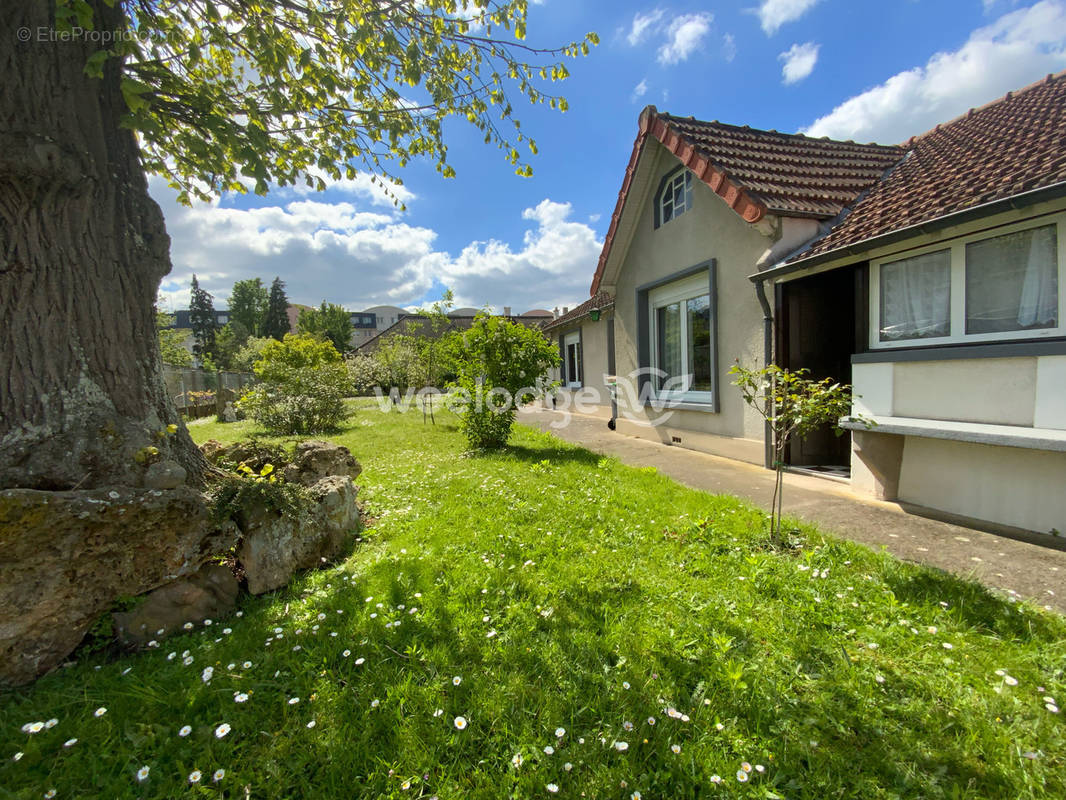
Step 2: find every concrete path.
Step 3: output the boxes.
[517,407,1066,613]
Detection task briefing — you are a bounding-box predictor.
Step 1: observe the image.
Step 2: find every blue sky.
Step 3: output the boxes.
[155,0,1066,315]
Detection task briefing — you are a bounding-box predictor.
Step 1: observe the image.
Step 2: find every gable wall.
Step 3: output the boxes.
[609,142,777,461]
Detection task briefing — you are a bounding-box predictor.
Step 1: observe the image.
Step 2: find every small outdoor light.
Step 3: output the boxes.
[588,308,601,322]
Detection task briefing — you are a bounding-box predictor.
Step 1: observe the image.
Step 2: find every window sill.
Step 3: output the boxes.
[841,415,1066,452]
[852,338,1066,363]
[643,399,717,413]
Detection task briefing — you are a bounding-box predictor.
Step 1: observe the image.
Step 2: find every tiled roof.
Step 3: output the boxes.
[657,114,905,219]
[590,106,904,294]
[541,292,614,332]
[788,71,1066,264]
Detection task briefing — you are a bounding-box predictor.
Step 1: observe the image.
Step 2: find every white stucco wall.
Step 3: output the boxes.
[843,197,1066,534]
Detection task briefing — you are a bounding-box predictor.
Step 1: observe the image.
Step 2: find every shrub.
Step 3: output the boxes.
[448,314,558,449]
[238,334,351,434]
[348,352,389,396]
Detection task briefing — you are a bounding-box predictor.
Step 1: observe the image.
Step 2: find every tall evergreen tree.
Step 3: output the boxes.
[189,275,217,361]
[263,277,292,341]
[228,278,269,336]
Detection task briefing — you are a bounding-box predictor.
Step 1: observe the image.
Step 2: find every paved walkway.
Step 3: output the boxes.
[517,407,1066,613]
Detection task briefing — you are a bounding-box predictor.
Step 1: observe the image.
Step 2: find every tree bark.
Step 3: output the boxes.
[0,0,205,489]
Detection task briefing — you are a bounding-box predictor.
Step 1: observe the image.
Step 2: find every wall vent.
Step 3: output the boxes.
[671,436,682,444]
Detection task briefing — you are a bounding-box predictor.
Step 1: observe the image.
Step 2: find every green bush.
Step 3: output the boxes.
[238,334,351,434]
[448,314,558,449]
[347,352,389,396]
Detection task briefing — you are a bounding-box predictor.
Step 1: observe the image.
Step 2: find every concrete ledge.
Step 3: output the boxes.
[841,416,1066,452]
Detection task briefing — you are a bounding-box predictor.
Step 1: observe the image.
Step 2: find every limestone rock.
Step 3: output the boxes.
[239,476,360,595]
[113,563,239,646]
[144,460,187,490]
[0,487,237,686]
[282,440,362,486]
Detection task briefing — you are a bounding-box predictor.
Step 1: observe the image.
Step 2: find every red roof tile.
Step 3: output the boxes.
[590,106,904,294]
[788,71,1066,264]
[541,291,614,332]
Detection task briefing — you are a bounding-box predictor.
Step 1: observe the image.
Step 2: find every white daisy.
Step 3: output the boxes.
[214,723,230,738]
[736,770,749,783]
[136,765,150,782]
[188,769,202,784]
[512,753,523,768]
[563,762,573,771]
[44,719,58,729]
[614,741,629,752]
[212,769,225,783]
[307,720,316,728]
[288,697,300,705]
[555,727,565,738]
[452,676,462,686]
[454,716,468,730]
[178,725,192,737]
[544,745,554,755]
[671,744,681,754]
[234,693,249,703]
[546,784,559,793]
[94,707,107,717]
[63,738,77,747]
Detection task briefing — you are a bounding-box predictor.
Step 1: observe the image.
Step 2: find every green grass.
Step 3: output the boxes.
[2,402,1064,799]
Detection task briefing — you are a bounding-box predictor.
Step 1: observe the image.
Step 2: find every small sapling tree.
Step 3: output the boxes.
[730,363,871,544]
[449,314,559,449]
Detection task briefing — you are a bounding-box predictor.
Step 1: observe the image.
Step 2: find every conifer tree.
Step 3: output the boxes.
[263,277,292,341]
[189,275,217,361]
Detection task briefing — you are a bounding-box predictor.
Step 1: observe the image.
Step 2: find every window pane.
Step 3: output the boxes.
[966,224,1058,334]
[686,294,712,392]
[879,250,951,341]
[662,198,673,223]
[656,303,681,390]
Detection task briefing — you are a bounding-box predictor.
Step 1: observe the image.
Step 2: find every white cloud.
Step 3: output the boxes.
[631,78,650,102]
[657,12,714,65]
[152,181,601,315]
[627,9,665,46]
[779,41,820,84]
[723,33,738,62]
[755,0,820,36]
[804,0,1066,143]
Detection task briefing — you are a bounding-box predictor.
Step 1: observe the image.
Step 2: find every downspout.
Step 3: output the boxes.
[754,279,774,470]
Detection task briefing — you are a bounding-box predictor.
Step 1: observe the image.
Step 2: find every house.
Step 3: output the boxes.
[541,292,616,421]
[355,308,554,355]
[582,71,1066,537]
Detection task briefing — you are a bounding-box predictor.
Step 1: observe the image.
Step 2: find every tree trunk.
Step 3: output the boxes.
[0,0,205,489]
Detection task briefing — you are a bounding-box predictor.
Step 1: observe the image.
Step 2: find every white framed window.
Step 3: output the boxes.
[657,168,693,226]
[870,215,1064,349]
[649,272,713,403]
[562,331,582,388]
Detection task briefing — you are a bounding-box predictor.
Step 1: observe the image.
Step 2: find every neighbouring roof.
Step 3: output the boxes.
[590,105,905,294]
[541,292,614,332]
[785,71,1066,266]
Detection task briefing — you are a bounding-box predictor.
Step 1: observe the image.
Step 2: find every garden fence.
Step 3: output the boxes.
[163,367,255,419]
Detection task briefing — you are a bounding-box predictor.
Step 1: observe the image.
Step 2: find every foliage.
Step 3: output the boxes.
[188,275,217,361]
[80,1,598,204]
[210,460,313,528]
[730,362,871,544]
[239,334,351,434]
[297,302,354,354]
[231,337,276,374]
[155,310,192,367]
[448,313,558,448]
[5,408,1064,799]
[212,321,251,370]
[347,352,390,396]
[262,278,291,341]
[228,279,269,338]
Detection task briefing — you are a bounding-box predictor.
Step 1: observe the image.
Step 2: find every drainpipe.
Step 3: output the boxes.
[753,279,774,470]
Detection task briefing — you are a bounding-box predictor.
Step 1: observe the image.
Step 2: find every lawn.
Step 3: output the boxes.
[2,401,1064,799]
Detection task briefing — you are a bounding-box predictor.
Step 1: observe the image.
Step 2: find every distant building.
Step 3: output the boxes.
[168,309,231,329]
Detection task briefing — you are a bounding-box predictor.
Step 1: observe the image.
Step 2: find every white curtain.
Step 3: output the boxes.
[966,224,1058,333]
[879,250,951,341]
[1017,225,1058,328]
